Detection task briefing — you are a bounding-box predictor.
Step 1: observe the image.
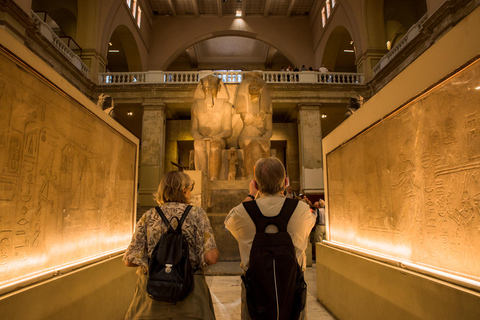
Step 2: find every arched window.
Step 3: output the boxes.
[322,8,326,27]
[137,7,142,28]
[132,0,137,18]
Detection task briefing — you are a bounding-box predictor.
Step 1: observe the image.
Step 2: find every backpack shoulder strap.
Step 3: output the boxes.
[277,198,299,229]
[155,206,174,232]
[243,199,299,233]
[242,200,269,233]
[178,205,192,229]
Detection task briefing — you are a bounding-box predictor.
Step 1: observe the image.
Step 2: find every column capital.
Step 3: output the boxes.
[296,103,322,112]
[142,102,167,113]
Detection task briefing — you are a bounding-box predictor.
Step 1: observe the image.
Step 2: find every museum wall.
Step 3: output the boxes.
[310,0,364,70]
[0,27,138,298]
[319,5,480,318]
[99,0,152,71]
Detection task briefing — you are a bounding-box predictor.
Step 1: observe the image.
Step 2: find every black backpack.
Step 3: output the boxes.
[147,205,194,303]
[241,198,307,320]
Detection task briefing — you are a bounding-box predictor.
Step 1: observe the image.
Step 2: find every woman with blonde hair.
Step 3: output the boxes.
[124,170,219,320]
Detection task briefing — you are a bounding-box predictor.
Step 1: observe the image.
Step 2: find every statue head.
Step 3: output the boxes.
[235,72,271,115]
[200,75,221,108]
[248,77,262,101]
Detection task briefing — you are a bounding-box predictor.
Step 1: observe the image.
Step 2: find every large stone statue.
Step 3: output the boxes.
[235,72,273,179]
[191,75,232,180]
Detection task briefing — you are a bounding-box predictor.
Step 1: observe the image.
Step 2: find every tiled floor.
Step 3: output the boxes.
[206,263,335,320]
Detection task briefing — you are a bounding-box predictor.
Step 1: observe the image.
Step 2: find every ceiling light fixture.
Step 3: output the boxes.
[322,113,327,118]
[350,40,354,45]
[108,49,119,53]
[127,111,133,116]
[343,49,354,53]
[236,10,242,17]
[475,86,480,90]
[109,42,113,46]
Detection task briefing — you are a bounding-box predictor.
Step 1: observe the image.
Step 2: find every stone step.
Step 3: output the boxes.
[205,261,243,276]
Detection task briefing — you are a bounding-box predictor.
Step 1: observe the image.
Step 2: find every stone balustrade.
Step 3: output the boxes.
[373,13,428,76]
[31,11,90,78]
[98,70,365,85]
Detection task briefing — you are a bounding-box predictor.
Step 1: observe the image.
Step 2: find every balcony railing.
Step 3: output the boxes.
[372,13,428,76]
[31,11,90,77]
[98,70,364,85]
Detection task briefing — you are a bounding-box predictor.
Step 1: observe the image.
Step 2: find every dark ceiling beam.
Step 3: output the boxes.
[191,0,199,16]
[264,0,271,17]
[217,0,223,16]
[167,0,177,16]
[286,0,296,17]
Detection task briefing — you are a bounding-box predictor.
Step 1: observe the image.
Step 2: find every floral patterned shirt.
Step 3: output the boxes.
[123,202,217,275]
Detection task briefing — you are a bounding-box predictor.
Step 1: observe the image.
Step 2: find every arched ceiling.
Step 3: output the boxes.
[167,36,293,70]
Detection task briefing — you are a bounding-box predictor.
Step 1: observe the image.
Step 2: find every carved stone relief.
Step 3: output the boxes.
[326,59,480,280]
[0,50,137,288]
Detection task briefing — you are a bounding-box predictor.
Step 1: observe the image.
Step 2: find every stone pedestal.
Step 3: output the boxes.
[138,103,166,206]
[297,104,324,194]
[207,180,250,261]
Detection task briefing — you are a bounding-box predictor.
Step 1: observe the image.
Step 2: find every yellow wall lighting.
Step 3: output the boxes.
[0,247,127,296]
[324,240,480,292]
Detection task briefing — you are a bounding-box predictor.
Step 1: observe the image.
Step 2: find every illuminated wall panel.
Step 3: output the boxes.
[0,50,137,290]
[326,59,480,281]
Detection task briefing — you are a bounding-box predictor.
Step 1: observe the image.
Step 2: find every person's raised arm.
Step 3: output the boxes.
[243,179,259,202]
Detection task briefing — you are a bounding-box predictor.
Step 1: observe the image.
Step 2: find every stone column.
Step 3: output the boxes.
[356,49,388,82]
[138,103,167,206]
[297,104,324,194]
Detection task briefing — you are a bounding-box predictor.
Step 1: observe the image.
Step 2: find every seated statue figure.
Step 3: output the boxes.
[191,75,232,180]
[235,72,273,179]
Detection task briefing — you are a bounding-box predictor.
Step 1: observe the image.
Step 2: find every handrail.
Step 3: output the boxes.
[98,70,364,85]
[373,13,428,76]
[31,11,90,77]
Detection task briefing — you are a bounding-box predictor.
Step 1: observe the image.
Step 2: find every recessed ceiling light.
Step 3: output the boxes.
[236,10,242,17]
[322,113,327,118]
[127,111,133,116]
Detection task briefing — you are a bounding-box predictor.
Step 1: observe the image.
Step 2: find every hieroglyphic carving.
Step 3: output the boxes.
[326,59,480,280]
[0,49,136,287]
